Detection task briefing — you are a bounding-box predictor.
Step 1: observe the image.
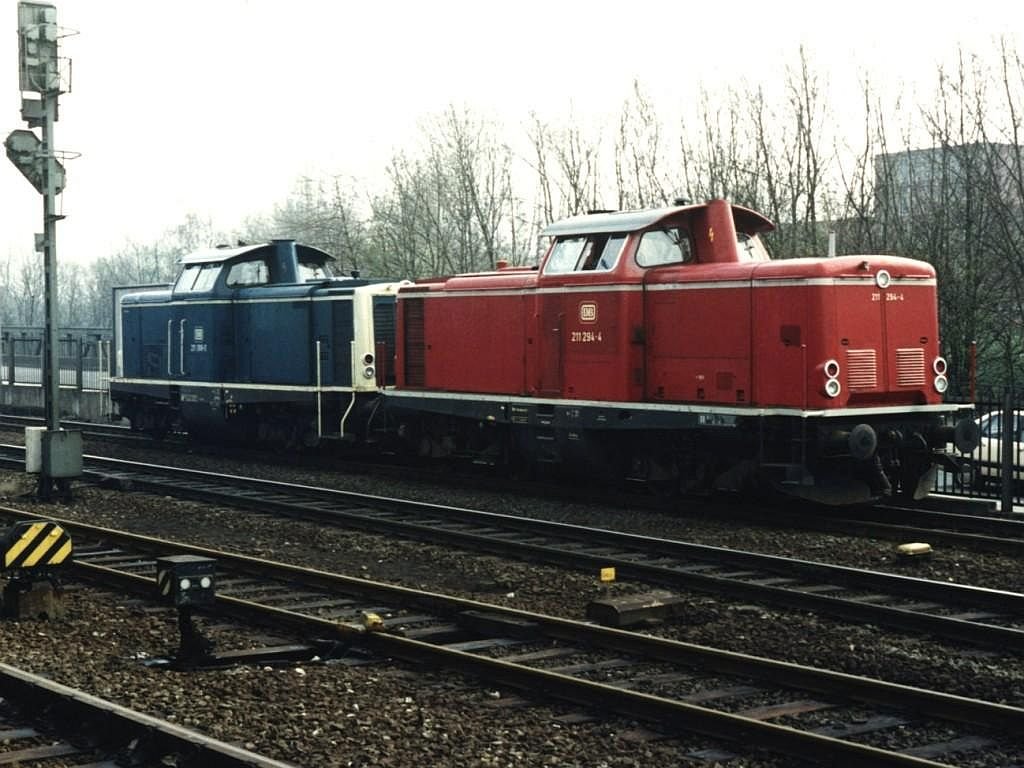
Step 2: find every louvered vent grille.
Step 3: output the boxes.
[896,348,926,386]
[403,298,426,386]
[846,349,877,389]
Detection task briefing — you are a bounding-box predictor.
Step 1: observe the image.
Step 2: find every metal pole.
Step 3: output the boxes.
[968,341,977,404]
[41,89,59,433]
[37,86,61,499]
[1001,389,1014,515]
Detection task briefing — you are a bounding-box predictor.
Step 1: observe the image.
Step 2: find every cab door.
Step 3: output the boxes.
[535,233,633,400]
[537,294,564,395]
[166,261,227,382]
[174,299,223,381]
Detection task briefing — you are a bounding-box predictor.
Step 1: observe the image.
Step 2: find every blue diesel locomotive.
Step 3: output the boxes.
[110,240,406,446]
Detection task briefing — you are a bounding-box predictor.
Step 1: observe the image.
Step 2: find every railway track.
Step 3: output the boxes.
[0,661,297,767]
[0,414,135,438]
[725,499,1024,557]
[2,413,1017,528]
[2,414,1017,546]
[2,445,1021,653]
[0,505,1019,767]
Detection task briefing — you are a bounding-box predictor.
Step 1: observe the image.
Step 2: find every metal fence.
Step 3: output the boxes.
[932,387,1022,511]
[1,330,112,392]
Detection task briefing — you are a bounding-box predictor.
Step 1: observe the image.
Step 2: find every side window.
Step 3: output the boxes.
[636,228,692,267]
[298,260,335,281]
[226,258,270,287]
[737,232,771,262]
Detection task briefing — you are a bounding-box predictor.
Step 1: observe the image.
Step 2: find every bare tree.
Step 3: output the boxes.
[12,252,43,325]
[246,176,370,276]
[370,105,518,277]
[615,80,671,209]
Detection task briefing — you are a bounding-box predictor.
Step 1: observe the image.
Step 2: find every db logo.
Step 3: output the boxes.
[579,302,598,323]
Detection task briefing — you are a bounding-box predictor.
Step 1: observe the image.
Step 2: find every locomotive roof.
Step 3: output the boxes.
[179,242,335,265]
[541,202,775,237]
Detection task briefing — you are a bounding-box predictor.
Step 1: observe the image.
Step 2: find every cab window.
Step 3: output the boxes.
[636,228,692,267]
[586,234,626,271]
[298,259,335,281]
[174,264,221,293]
[544,237,586,274]
[544,234,627,274]
[737,232,771,262]
[226,258,270,287]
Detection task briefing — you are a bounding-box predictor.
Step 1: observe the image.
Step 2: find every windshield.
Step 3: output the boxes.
[544,234,626,274]
[174,264,221,293]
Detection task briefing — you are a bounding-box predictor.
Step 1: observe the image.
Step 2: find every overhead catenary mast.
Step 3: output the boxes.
[5,1,81,500]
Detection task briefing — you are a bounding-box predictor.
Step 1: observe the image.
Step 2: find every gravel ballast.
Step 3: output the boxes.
[0,437,1021,766]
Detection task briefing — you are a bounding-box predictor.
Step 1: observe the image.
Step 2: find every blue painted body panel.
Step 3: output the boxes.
[234,285,318,385]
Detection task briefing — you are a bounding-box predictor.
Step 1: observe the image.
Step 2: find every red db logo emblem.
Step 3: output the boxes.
[579,302,597,323]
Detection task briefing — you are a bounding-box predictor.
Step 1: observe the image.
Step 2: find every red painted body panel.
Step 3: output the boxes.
[746,255,940,409]
[535,285,644,401]
[397,272,538,395]
[643,281,753,403]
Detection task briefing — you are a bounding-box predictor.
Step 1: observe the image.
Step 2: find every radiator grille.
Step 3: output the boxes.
[373,297,397,385]
[402,298,426,386]
[845,349,877,389]
[331,301,355,386]
[896,348,926,386]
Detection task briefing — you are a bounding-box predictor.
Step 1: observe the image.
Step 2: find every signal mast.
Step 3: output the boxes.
[5,2,81,500]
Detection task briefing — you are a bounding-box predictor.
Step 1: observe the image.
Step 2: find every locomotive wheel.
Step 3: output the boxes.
[631,452,681,497]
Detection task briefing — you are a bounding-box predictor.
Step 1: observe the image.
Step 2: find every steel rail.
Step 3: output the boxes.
[0,662,298,767]
[51,452,1024,652]
[861,502,1024,539]
[1,445,1021,651]
[42,519,1023,768]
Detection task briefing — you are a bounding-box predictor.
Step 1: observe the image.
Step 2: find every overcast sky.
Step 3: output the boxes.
[1,0,1019,266]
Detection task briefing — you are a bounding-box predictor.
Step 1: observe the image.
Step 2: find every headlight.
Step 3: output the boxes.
[362,353,374,365]
[179,578,191,591]
[875,269,891,289]
[933,356,947,375]
[363,366,376,379]
[823,359,840,379]
[199,576,212,589]
[824,378,842,398]
[934,374,948,393]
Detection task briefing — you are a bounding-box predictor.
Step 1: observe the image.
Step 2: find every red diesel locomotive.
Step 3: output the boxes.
[386,198,978,504]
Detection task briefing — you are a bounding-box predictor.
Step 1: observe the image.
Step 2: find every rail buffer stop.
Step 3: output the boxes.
[156,554,216,663]
[1,519,72,619]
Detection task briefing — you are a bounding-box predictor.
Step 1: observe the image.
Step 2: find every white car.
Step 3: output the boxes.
[970,410,1024,488]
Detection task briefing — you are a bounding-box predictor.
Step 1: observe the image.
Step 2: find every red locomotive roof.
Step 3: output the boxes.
[541,201,774,237]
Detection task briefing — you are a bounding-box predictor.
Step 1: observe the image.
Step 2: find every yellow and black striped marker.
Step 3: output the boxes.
[2,521,73,571]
